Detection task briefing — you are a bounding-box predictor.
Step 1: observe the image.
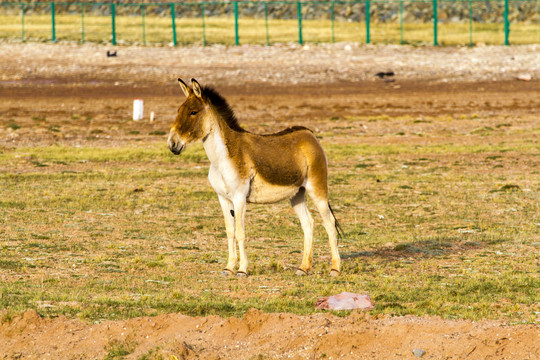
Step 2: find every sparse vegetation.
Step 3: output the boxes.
[105,339,137,360]
[0,112,538,324]
[7,121,20,130]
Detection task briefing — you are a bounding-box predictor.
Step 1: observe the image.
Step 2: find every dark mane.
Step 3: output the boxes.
[202,86,246,133]
[201,86,312,137]
[263,126,313,137]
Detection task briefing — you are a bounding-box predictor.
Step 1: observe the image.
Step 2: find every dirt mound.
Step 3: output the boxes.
[1,309,537,359]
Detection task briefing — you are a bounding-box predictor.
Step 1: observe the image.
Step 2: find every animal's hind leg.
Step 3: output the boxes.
[290,187,314,275]
[218,195,237,275]
[306,187,341,276]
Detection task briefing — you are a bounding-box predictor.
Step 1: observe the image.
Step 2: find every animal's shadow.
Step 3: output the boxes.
[341,238,483,262]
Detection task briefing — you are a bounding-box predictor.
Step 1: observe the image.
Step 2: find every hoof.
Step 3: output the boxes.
[236,271,248,278]
[222,269,235,276]
[295,269,308,276]
[330,269,340,277]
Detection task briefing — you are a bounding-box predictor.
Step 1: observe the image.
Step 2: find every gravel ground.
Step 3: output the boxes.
[1,43,539,86]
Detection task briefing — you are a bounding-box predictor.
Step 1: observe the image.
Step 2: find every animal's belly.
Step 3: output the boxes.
[247,177,300,204]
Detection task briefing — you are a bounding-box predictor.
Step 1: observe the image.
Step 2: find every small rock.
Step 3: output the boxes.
[315,292,374,311]
[516,73,532,81]
[413,349,426,357]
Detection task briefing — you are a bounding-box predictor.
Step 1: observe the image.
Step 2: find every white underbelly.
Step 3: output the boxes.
[247,177,300,204]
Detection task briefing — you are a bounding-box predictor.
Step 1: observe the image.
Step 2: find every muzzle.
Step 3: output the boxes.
[167,131,185,155]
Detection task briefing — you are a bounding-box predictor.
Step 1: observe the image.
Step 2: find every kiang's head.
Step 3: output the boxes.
[167,78,210,155]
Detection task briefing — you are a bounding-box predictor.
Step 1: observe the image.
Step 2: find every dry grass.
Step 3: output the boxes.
[0,13,538,45]
[1,112,538,323]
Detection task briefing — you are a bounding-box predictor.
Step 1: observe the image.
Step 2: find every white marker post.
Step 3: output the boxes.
[133,99,143,121]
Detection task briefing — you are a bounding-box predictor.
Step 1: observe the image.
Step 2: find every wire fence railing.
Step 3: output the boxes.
[1,1,539,46]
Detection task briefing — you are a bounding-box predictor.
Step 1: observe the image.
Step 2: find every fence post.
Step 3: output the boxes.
[297,2,303,45]
[264,2,269,46]
[81,3,85,44]
[111,3,116,45]
[331,1,335,43]
[504,0,509,45]
[468,0,472,46]
[366,1,370,44]
[400,0,403,44]
[170,3,177,46]
[142,4,146,45]
[234,1,239,46]
[202,3,206,46]
[21,3,25,42]
[433,0,438,46]
[51,2,56,42]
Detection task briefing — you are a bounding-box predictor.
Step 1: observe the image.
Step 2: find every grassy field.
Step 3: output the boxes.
[0,13,539,45]
[1,113,538,324]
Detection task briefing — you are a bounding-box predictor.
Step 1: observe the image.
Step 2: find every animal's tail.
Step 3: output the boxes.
[328,204,344,240]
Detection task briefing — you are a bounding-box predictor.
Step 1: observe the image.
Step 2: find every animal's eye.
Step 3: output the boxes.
[190,111,198,116]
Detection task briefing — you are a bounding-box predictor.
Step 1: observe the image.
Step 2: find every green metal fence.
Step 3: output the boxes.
[1,1,539,46]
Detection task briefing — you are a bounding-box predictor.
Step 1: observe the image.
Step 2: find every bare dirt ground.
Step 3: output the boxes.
[2,309,539,360]
[1,43,539,150]
[0,43,539,359]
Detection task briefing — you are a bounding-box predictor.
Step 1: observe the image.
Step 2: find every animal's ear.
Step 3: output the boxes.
[191,78,202,99]
[178,78,191,98]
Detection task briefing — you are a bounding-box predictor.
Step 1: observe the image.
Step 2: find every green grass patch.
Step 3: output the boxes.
[7,121,20,130]
[105,338,137,360]
[0,114,538,324]
[0,144,206,164]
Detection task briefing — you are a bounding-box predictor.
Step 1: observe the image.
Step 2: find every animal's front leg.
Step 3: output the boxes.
[232,195,248,277]
[218,195,237,276]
